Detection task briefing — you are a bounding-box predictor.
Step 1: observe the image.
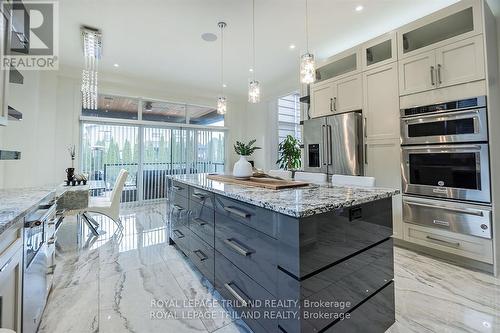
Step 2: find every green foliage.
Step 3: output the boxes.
[122,140,133,163]
[276,135,301,170]
[234,139,261,156]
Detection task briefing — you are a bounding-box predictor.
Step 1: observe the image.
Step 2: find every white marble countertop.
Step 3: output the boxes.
[169,173,400,218]
[0,187,58,235]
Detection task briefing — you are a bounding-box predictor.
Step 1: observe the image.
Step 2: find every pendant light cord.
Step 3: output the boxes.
[220,24,224,95]
[252,0,256,80]
[305,0,309,52]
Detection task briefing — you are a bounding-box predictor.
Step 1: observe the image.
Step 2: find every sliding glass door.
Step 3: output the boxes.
[81,122,225,202]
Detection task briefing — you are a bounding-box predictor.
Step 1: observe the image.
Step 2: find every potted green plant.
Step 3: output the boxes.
[276,135,301,177]
[233,139,261,179]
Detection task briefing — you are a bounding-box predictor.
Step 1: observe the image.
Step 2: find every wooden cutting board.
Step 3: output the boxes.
[207,174,309,190]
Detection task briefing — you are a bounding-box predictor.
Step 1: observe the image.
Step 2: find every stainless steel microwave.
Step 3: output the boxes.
[401,143,491,203]
[400,96,488,146]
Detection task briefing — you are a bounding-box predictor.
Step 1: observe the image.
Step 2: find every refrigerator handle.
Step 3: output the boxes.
[327,125,333,165]
[363,117,367,138]
[364,143,368,164]
[322,125,327,166]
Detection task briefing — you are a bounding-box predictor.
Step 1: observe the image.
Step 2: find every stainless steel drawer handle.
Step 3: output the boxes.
[329,98,334,112]
[172,185,183,191]
[425,235,460,248]
[192,193,206,200]
[0,258,13,272]
[224,282,249,307]
[173,204,184,211]
[406,201,485,217]
[430,66,435,85]
[224,239,252,256]
[193,249,208,262]
[173,229,185,238]
[193,217,207,226]
[223,206,250,219]
[437,64,442,84]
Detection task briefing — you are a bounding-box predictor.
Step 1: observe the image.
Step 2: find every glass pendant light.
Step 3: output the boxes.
[217,22,227,115]
[248,0,261,103]
[300,0,316,84]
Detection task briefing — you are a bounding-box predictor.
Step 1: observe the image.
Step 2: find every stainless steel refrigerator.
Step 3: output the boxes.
[303,111,363,176]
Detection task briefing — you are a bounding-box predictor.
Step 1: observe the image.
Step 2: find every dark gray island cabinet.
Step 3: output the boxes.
[168,174,399,333]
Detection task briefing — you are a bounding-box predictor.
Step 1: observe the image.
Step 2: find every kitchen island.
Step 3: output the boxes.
[168,173,399,333]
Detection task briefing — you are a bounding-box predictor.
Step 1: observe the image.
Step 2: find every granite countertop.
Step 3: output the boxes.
[169,174,400,218]
[0,187,60,236]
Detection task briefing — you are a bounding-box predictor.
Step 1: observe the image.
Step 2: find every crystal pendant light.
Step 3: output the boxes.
[248,0,260,103]
[248,80,260,103]
[217,96,227,115]
[217,22,227,115]
[300,0,316,84]
[81,27,102,110]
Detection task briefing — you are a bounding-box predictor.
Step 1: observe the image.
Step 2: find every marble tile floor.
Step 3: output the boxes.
[38,202,500,333]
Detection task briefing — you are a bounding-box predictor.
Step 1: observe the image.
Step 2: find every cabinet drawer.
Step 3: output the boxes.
[170,180,189,198]
[171,223,191,256]
[189,186,214,209]
[325,281,395,333]
[215,212,278,295]
[300,239,393,332]
[188,232,214,284]
[171,188,189,209]
[404,223,493,263]
[0,225,22,257]
[215,250,276,333]
[215,195,277,238]
[189,201,214,248]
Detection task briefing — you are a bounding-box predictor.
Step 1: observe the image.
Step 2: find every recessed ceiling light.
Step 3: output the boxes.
[201,32,217,42]
[355,5,364,11]
[113,63,119,67]
[249,68,254,72]
[222,84,227,88]
[289,44,296,49]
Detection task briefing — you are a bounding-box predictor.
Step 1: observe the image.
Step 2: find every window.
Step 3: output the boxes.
[81,122,225,202]
[82,94,224,126]
[80,94,226,203]
[82,95,139,120]
[278,92,301,144]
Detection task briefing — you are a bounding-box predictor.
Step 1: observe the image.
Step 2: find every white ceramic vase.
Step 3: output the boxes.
[233,155,253,178]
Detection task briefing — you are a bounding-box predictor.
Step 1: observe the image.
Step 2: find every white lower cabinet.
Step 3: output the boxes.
[403,223,493,264]
[0,233,23,331]
[364,139,403,239]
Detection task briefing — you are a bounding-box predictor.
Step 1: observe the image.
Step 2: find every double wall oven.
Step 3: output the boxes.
[400,96,492,240]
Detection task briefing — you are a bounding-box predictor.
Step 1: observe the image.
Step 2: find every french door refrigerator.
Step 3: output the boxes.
[303,111,363,176]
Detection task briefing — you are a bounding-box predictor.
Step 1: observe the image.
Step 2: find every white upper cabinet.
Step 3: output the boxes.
[435,34,485,88]
[310,73,362,118]
[398,0,483,59]
[363,63,399,140]
[399,50,436,95]
[336,74,362,113]
[399,35,485,95]
[315,47,361,84]
[310,82,335,118]
[361,32,397,70]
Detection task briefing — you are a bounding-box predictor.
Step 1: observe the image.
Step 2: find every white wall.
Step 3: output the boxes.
[243,72,300,171]
[0,70,60,188]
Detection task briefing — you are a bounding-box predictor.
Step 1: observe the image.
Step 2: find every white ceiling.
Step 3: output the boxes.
[58,0,459,98]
